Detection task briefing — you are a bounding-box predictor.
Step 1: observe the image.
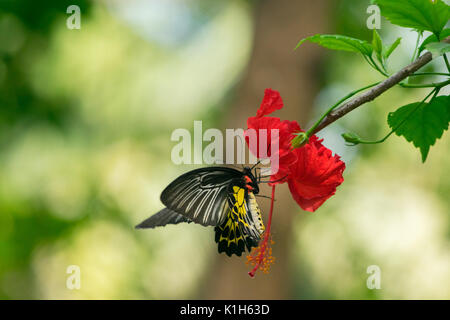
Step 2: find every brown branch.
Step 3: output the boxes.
[312,36,450,134]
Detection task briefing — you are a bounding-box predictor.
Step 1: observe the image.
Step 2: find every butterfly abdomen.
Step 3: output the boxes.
[248,193,265,235]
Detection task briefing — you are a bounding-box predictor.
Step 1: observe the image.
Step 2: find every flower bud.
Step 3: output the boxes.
[291,132,309,149]
[341,132,361,145]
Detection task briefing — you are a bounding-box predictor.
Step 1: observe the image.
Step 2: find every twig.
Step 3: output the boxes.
[312,37,450,135]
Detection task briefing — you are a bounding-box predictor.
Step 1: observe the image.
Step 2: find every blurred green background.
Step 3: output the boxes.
[0,0,448,299]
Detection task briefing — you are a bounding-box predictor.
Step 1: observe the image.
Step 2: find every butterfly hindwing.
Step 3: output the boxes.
[135,208,191,229]
[215,186,265,257]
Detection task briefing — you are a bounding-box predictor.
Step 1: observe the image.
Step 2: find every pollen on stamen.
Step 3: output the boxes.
[246,234,275,276]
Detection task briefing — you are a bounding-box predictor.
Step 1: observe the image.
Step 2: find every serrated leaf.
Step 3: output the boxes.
[384,37,402,58]
[426,42,450,56]
[388,96,450,162]
[374,0,450,34]
[295,34,373,56]
[418,28,450,54]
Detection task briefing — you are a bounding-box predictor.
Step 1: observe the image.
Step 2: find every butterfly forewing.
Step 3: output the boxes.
[160,167,243,226]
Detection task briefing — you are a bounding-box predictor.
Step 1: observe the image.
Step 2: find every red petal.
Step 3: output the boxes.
[246,116,282,159]
[256,89,284,117]
[269,152,297,185]
[247,116,283,132]
[287,138,345,212]
[246,117,301,157]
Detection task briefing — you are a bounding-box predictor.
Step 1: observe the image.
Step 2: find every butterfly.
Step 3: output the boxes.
[135,166,266,257]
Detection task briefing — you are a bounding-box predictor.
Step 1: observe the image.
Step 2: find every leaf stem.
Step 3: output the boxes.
[399,79,450,88]
[354,88,440,145]
[443,54,450,73]
[362,54,378,71]
[436,33,450,74]
[409,72,450,77]
[368,55,389,77]
[305,81,381,137]
[411,32,422,64]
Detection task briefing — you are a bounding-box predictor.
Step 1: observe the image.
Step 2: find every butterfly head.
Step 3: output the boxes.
[243,167,260,194]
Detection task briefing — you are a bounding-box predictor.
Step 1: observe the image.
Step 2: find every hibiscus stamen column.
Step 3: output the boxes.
[247,185,276,278]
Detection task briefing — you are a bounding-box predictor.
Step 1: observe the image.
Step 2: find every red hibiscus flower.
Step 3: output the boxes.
[246,88,345,277]
[288,135,345,212]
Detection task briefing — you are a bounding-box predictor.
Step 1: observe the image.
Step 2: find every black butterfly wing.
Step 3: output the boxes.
[160,167,244,227]
[135,208,191,229]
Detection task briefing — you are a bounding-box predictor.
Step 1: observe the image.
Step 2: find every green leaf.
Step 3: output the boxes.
[384,37,402,58]
[295,34,373,56]
[426,42,450,56]
[418,28,450,54]
[374,0,450,34]
[388,96,450,162]
[372,30,383,61]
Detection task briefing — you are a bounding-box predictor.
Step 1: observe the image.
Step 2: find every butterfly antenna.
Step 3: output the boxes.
[250,160,261,171]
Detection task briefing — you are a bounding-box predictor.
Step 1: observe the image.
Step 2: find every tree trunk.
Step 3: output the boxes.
[201,0,329,299]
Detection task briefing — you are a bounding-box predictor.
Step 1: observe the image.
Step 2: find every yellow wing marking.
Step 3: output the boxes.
[233,186,245,206]
[218,186,249,246]
[216,186,264,256]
